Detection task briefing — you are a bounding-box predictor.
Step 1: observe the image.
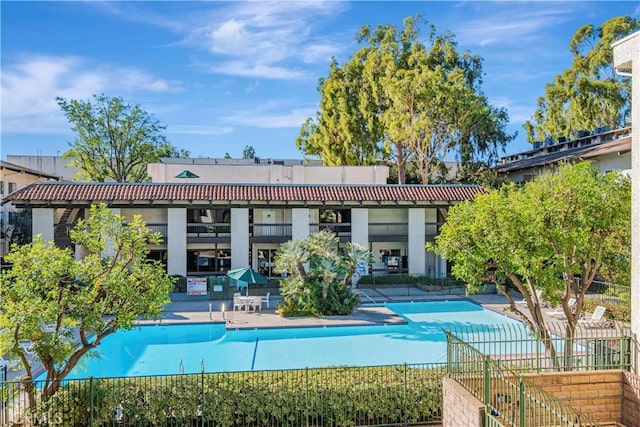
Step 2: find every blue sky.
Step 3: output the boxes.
[2,1,639,161]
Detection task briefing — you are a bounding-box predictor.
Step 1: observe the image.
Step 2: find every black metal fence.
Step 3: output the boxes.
[1,364,445,426]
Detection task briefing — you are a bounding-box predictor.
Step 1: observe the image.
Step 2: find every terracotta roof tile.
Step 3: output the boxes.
[4,182,484,207]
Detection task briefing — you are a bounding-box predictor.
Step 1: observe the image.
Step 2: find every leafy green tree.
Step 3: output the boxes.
[242,145,256,159]
[274,230,373,316]
[431,163,630,364]
[57,94,189,182]
[0,204,173,407]
[525,16,640,142]
[296,57,384,166]
[298,16,513,184]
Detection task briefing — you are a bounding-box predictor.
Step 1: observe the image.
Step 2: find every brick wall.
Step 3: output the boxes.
[442,378,484,427]
[622,371,640,427]
[525,370,623,424]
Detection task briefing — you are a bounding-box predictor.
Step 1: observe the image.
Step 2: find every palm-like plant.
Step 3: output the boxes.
[274,231,372,316]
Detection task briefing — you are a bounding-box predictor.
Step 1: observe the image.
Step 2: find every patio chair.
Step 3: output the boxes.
[233,293,244,311]
[261,292,270,310]
[578,305,609,328]
[547,298,576,319]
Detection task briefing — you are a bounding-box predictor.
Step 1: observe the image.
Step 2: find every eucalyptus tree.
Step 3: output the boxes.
[431,163,630,364]
[296,56,384,166]
[298,15,513,184]
[525,16,640,142]
[58,94,189,182]
[0,204,173,407]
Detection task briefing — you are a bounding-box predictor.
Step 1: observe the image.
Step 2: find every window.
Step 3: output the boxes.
[0,180,4,195]
[8,182,17,193]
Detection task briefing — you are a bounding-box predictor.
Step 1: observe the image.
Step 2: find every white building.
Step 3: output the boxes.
[613,30,639,374]
[495,126,632,182]
[4,182,483,278]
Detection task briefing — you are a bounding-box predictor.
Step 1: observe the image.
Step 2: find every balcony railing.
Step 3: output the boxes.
[309,223,351,236]
[251,223,292,238]
[368,222,408,237]
[146,224,168,239]
[187,223,231,238]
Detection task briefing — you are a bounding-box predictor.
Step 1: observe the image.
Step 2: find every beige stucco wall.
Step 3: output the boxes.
[148,163,389,184]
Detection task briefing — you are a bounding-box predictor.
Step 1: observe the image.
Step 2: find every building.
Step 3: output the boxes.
[0,161,61,257]
[495,126,632,182]
[148,158,389,185]
[2,181,483,278]
[6,155,79,181]
[613,30,639,374]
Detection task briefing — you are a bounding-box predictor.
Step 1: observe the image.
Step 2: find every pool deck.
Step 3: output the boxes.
[142,289,512,330]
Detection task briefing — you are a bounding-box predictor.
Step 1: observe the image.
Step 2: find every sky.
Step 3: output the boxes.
[2,1,639,162]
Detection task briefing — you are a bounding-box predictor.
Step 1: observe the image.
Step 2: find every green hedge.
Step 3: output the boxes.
[38,365,445,426]
[358,274,465,287]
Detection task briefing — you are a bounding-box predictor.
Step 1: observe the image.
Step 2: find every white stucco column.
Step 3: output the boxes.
[408,208,426,275]
[231,208,249,270]
[167,208,187,276]
[32,208,54,243]
[351,208,369,247]
[613,30,639,373]
[292,208,310,241]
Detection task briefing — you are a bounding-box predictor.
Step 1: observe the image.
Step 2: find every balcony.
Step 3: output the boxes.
[310,223,351,237]
[146,223,168,240]
[187,223,231,238]
[250,223,292,242]
[368,223,408,241]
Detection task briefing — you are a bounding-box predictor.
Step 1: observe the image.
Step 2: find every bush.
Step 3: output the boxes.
[39,365,445,426]
[584,298,630,322]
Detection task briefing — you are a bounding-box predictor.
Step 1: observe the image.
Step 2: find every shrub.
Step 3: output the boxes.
[37,365,445,426]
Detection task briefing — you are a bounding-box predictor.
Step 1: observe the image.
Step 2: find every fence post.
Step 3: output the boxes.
[403,363,408,427]
[201,369,205,427]
[519,377,525,427]
[89,377,94,427]
[305,367,309,427]
[483,356,490,405]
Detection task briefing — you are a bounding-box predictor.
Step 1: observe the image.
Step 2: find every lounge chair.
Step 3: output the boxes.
[548,298,577,319]
[261,292,270,309]
[578,305,609,327]
[18,340,35,355]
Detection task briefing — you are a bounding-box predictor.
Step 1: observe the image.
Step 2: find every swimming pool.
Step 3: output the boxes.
[63,300,523,379]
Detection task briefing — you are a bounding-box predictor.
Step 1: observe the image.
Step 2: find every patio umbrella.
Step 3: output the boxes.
[226,267,268,295]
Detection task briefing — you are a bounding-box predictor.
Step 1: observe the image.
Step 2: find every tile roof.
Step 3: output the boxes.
[4,182,484,207]
[495,136,631,173]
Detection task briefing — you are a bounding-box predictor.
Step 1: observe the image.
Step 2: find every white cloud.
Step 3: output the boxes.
[188,2,348,79]
[1,55,182,133]
[222,104,315,129]
[209,61,305,80]
[453,5,572,47]
[166,124,233,136]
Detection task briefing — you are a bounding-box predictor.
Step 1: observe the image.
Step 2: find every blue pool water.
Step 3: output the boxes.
[61,300,524,379]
